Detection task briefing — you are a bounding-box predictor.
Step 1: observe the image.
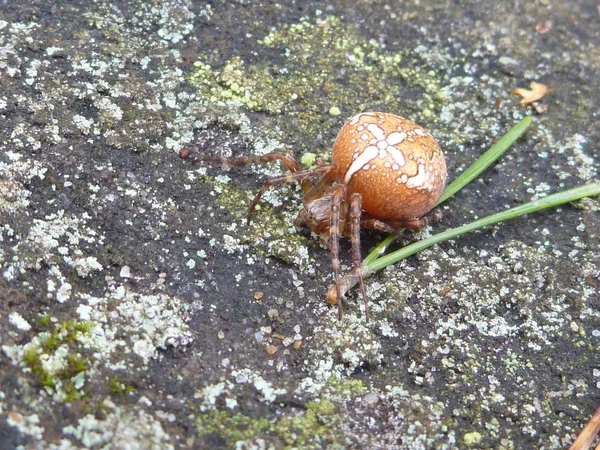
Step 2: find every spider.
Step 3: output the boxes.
[180,112,447,320]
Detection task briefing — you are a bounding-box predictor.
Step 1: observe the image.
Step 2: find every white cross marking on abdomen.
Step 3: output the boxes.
[344,145,379,183]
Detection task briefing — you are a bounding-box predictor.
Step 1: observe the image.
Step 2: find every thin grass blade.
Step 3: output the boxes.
[438,116,532,204]
[367,183,600,272]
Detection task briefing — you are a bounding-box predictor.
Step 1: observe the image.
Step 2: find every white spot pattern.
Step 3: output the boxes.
[343,115,409,183]
[340,112,443,197]
[406,164,427,188]
[366,123,386,140]
[386,131,406,145]
[344,145,379,183]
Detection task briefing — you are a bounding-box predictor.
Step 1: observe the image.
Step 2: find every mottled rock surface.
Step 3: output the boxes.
[0,1,599,449]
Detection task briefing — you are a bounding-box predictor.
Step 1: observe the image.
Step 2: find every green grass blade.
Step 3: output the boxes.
[363,235,395,265]
[367,183,600,272]
[438,116,532,205]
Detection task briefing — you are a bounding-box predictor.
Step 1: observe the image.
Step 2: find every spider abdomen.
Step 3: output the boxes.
[332,112,447,221]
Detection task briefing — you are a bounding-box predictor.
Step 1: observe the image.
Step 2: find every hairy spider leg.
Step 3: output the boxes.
[181,151,314,194]
[359,206,450,234]
[180,148,339,223]
[303,170,337,204]
[246,164,337,225]
[350,193,369,320]
[358,219,400,234]
[330,184,348,320]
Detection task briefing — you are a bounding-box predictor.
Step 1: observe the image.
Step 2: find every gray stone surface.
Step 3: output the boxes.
[0,1,599,449]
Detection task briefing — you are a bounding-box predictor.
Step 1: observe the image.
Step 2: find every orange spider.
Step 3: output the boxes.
[180,112,447,319]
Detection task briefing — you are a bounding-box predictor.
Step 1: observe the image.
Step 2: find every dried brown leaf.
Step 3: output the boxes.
[511,81,551,105]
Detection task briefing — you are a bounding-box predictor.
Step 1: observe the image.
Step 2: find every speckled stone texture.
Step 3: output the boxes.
[0,1,598,449]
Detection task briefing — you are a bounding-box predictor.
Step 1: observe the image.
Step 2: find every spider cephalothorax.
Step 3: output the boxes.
[181,112,447,319]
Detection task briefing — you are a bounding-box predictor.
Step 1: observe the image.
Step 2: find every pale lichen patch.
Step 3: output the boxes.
[0,158,43,214]
[304,315,383,388]
[63,404,174,450]
[76,286,193,365]
[8,312,32,331]
[563,133,596,181]
[7,411,45,441]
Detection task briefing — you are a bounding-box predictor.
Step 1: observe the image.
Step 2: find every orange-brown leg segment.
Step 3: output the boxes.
[388,208,451,230]
[330,184,347,320]
[359,219,400,234]
[360,207,450,235]
[350,193,369,320]
[179,150,314,194]
[246,164,337,224]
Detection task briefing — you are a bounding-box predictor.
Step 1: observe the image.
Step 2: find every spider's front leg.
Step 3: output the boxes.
[245,164,336,224]
[329,184,348,320]
[179,150,313,194]
[180,148,335,223]
[350,193,369,320]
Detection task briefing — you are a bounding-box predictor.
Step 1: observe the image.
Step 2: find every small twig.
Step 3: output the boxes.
[569,406,600,450]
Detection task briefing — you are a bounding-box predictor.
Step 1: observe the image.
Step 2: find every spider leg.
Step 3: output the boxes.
[359,219,413,242]
[246,164,337,224]
[350,193,369,320]
[180,147,338,224]
[360,207,450,235]
[330,184,347,320]
[303,170,337,204]
[359,219,400,235]
[391,208,451,230]
[179,150,313,194]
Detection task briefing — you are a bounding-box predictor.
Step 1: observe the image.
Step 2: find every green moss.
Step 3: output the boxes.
[109,375,136,394]
[39,371,57,388]
[72,320,95,333]
[463,431,483,446]
[64,354,90,377]
[23,347,39,366]
[60,319,95,336]
[274,398,346,449]
[325,376,366,395]
[42,332,61,352]
[300,152,317,168]
[196,397,353,448]
[63,379,87,403]
[37,314,51,327]
[210,178,255,222]
[21,319,94,402]
[328,106,341,116]
[196,410,270,442]
[188,15,447,151]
